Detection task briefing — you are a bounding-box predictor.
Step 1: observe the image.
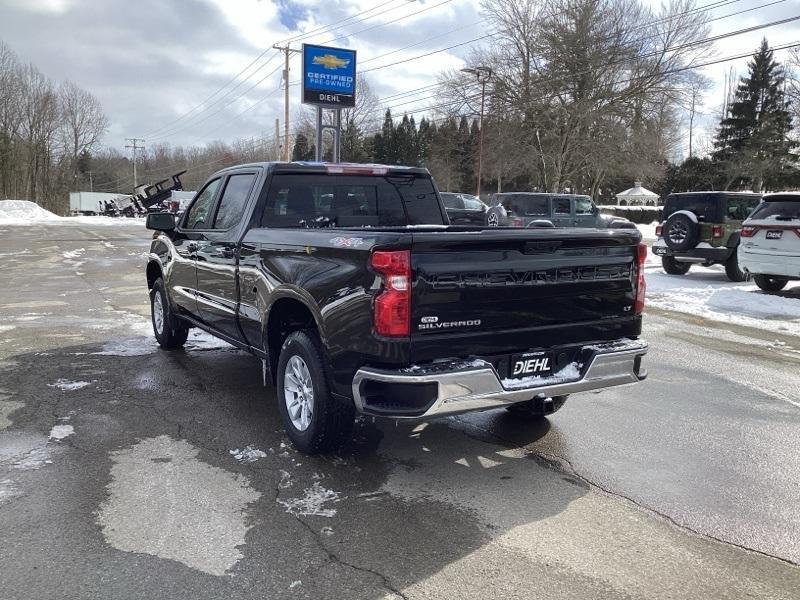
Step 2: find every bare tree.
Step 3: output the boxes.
[58,80,108,187]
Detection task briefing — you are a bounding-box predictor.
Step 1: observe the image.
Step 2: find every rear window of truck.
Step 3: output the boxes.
[261,173,445,228]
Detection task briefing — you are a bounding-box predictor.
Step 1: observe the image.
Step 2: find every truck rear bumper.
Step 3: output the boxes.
[352,339,648,419]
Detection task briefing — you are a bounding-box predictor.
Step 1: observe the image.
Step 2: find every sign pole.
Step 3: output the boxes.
[315,106,323,162]
[334,109,341,163]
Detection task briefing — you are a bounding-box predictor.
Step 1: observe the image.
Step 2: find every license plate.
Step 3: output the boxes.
[766,230,783,240]
[652,246,667,255]
[509,352,554,379]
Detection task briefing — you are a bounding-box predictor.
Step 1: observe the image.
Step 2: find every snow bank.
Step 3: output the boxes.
[636,221,659,241]
[645,263,800,335]
[0,200,61,222]
[0,200,144,226]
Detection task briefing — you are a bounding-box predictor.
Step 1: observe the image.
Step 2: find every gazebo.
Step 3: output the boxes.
[615,181,659,206]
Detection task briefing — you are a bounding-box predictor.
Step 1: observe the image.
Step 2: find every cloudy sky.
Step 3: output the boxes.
[0,0,798,158]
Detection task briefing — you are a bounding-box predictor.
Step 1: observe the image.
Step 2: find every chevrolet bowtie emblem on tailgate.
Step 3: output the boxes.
[312,54,350,69]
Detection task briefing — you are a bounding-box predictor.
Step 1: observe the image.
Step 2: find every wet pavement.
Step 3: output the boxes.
[1,220,799,599]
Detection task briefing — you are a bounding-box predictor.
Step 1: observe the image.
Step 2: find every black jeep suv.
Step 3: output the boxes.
[652,191,762,281]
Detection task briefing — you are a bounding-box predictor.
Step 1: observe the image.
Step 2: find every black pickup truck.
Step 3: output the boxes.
[145,162,648,453]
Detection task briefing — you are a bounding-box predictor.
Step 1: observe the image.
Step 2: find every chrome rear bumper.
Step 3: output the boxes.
[352,339,648,419]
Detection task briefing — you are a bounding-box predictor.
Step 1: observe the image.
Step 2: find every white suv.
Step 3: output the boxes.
[738,193,800,292]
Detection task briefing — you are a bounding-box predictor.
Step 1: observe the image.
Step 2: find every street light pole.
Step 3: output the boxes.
[461,66,492,199]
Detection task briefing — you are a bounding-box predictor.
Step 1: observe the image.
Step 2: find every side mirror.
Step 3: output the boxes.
[146,211,176,232]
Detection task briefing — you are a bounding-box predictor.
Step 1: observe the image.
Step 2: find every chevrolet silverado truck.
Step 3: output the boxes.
[144,162,648,453]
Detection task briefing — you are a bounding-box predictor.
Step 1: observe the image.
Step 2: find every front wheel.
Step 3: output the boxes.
[724,251,746,282]
[150,278,189,349]
[505,395,568,419]
[277,330,354,454]
[753,274,788,292]
[661,255,691,275]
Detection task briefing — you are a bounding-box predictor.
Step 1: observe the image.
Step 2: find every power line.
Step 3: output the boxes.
[140,0,411,139]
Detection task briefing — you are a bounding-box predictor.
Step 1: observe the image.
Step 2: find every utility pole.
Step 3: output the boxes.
[273,44,300,162]
[124,137,145,190]
[460,66,492,198]
[88,170,93,192]
[275,118,281,160]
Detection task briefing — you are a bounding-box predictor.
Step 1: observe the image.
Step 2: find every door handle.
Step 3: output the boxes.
[216,248,235,259]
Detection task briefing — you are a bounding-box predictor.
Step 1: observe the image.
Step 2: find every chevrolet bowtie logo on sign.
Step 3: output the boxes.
[312,54,350,69]
[302,44,357,108]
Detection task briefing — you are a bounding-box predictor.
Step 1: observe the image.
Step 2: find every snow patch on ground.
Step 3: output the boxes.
[186,329,234,350]
[47,379,91,391]
[0,478,19,503]
[645,263,800,335]
[229,446,267,463]
[636,221,659,241]
[62,248,85,259]
[278,482,342,517]
[49,424,74,440]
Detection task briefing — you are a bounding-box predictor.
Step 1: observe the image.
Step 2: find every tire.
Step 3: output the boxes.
[486,205,506,227]
[754,274,788,292]
[661,255,691,275]
[150,278,189,349]
[505,395,568,418]
[724,252,746,282]
[663,213,699,252]
[277,330,354,454]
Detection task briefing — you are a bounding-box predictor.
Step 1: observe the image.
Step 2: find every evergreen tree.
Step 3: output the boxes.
[457,116,474,192]
[291,133,314,161]
[416,117,436,167]
[712,39,796,191]
[380,109,396,164]
[394,114,418,166]
[341,118,366,163]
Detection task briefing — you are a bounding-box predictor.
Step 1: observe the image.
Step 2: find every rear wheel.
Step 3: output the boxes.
[277,330,354,454]
[150,278,189,349]
[724,252,746,282]
[505,395,568,419]
[753,274,788,292]
[661,255,691,275]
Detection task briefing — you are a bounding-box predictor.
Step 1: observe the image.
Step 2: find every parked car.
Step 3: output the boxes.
[485,192,632,228]
[144,162,648,453]
[652,191,762,281]
[440,192,488,225]
[738,193,800,292]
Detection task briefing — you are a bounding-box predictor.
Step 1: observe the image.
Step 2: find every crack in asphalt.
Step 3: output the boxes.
[452,416,800,568]
[289,507,408,600]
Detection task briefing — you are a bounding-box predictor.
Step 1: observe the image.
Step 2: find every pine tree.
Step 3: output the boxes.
[380,109,396,164]
[713,39,796,191]
[341,118,366,163]
[291,133,314,161]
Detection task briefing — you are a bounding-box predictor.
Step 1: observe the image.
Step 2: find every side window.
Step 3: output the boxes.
[522,197,548,216]
[575,197,593,215]
[213,173,257,229]
[440,194,460,209]
[463,198,484,210]
[186,178,221,229]
[553,197,571,215]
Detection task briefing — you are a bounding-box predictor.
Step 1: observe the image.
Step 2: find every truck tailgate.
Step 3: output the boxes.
[409,228,642,360]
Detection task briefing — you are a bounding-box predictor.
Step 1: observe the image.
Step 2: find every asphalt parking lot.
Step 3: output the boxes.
[1,220,800,599]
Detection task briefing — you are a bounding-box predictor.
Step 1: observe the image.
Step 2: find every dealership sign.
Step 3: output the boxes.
[302,44,356,108]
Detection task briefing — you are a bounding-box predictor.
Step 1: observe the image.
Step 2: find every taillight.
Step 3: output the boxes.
[795,229,800,238]
[634,242,646,315]
[655,224,663,237]
[371,250,410,337]
[740,226,757,238]
[712,225,722,238]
